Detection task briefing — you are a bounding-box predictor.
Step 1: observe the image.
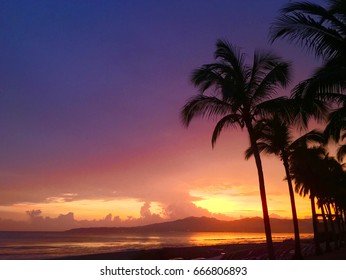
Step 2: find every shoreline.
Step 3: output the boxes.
[57,239,326,260]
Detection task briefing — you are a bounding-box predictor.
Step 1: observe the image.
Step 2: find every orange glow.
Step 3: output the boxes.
[190,180,313,219]
[0,199,164,221]
[193,197,240,214]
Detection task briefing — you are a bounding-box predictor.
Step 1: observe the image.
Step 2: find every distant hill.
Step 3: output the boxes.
[66,216,313,234]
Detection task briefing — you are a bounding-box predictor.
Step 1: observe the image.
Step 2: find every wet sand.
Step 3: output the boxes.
[57,239,344,260]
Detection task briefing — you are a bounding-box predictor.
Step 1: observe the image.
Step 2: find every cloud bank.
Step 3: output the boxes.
[0,201,233,231]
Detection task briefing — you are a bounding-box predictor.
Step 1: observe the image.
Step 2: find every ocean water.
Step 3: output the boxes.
[0,231,313,259]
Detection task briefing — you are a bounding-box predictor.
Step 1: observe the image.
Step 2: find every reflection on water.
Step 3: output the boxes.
[0,231,313,259]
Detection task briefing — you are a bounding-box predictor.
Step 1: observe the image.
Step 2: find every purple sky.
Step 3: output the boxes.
[0,0,325,230]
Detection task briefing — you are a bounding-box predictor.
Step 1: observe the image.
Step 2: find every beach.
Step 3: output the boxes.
[1,230,315,260]
[57,239,346,260]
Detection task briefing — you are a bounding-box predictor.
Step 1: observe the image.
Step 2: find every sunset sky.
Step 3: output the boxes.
[0,0,325,231]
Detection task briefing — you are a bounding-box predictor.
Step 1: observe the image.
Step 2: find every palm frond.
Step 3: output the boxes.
[290,82,330,128]
[281,1,346,35]
[290,129,327,150]
[181,95,232,127]
[191,62,247,106]
[245,141,281,160]
[251,59,291,103]
[280,2,329,14]
[289,144,328,198]
[329,0,346,24]
[281,1,346,30]
[254,97,297,123]
[296,98,329,128]
[191,64,225,94]
[214,39,246,82]
[310,57,346,92]
[269,1,344,59]
[290,55,346,105]
[324,106,346,141]
[244,115,291,161]
[337,144,346,162]
[244,146,254,160]
[248,50,282,88]
[211,114,243,147]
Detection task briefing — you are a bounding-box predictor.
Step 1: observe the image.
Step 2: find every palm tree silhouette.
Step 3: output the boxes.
[244,118,329,257]
[270,0,346,61]
[320,155,344,248]
[244,116,303,259]
[289,141,326,255]
[269,0,346,253]
[181,39,291,259]
[269,0,346,113]
[288,130,346,252]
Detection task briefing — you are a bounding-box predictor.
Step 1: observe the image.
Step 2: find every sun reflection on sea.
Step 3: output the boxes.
[0,231,313,259]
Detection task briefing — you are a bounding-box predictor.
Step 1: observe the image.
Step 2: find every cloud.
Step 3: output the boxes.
[26,212,78,230]
[140,201,152,218]
[26,209,42,218]
[163,201,211,220]
[0,199,235,231]
[0,201,165,230]
[163,201,233,221]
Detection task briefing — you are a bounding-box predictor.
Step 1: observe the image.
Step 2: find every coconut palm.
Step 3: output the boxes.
[270,0,346,61]
[289,131,346,253]
[326,157,345,246]
[244,118,328,257]
[269,2,346,250]
[269,0,346,106]
[244,116,303,258]
[331,143,346,243]
[324,105,346,144]
[316,154,344,249]
[289,142,327,254]
[181,39,291,259]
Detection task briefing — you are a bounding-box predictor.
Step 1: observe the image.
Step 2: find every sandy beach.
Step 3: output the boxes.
[56,239,346,260]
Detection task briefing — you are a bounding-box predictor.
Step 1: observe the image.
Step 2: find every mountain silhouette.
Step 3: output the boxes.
[66,216,313,234]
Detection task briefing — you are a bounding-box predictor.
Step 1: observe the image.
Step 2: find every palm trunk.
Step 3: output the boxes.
[326,203,338,249]
[247,123,275,259]
[334,205,343,247]
[282,155,302,259]
[342,209,345,228]
[311,195,322,255]
[342,209,346,241]
[321,204,330,251]
[342,209,346,242]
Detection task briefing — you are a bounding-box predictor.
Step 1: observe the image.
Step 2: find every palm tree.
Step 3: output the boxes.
[244,118,328,257]
[244,116,303,258]
[332,144,346,244]
[288,131,346,253]
[289,142,327,255]
[269,0,346,113]
[324,105,346,144]
[181,39,291,259]
[270,0,346,61]
[315,154,344,249]
[269,2,346,251]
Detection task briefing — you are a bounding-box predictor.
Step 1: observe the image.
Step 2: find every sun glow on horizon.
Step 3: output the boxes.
[193,197,239,214]
[0,199,164,221]
[190,180,314,220]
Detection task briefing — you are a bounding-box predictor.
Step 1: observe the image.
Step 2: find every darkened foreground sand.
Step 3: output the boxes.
[56,239,346,260]
[306,247,346,260]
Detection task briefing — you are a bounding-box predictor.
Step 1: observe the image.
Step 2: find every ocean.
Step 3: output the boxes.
[0,231,313,259]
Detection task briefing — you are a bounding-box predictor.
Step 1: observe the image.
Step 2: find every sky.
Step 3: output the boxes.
[0,0,325,231]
